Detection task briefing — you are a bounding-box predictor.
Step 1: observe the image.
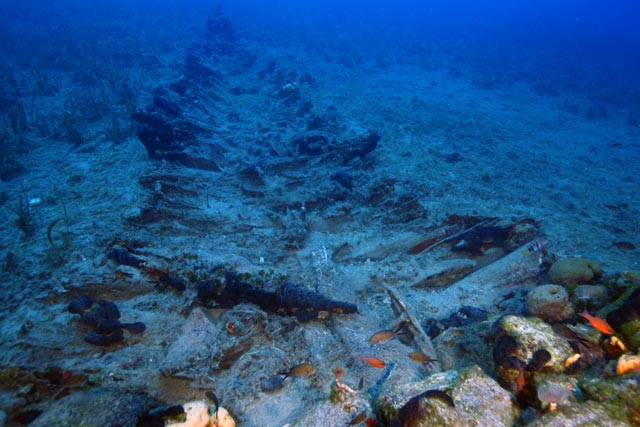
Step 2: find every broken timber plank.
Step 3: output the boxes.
[384,284,441,375]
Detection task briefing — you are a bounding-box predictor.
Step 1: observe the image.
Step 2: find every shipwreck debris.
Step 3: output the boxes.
[384,285,440,374]
[198,271,357,322]
[68,296,146,346]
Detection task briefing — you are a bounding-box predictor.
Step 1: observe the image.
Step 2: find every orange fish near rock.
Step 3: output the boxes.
[369,325,403,344]
[408,351,438,364]
[359,356,386,369]
[346,411,366,426]
[579,310,615,335]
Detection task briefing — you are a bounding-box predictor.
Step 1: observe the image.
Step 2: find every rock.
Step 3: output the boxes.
[433,321,494,374]
[499,316,573,374]
[291,394,371,427]
[30,387,156,427]
[162,308,218,377]
[526,285,574,322]
[378,369,460,426]
[452,366,521,427]
[547,258,602,286]
[166,401,235,427]
[582,368,640,422]
[606,288,640,352]
[605,271,640,298]
[67,295,93,315]
[571,285,608,311]
[524,400,629,427]
[378,366,519,427]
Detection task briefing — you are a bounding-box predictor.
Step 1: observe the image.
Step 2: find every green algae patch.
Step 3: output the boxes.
[581,375,640,425]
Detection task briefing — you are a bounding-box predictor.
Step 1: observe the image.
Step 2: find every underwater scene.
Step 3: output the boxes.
[0,0,639,426]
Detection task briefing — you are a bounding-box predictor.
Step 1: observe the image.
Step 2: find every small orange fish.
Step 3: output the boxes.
[408,351,438,364]
[515,366,526,392]
[364,418,377,427]
[359,356,386,369]
[579,310,615,335]
[369,325,403,344]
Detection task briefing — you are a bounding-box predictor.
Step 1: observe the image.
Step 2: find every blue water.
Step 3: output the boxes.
[2,0,638,105]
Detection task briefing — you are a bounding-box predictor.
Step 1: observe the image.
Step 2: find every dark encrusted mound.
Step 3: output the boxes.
[294,134,332,156]
[290,131,380,165]
[197,273,357,322]
[131,109,195,162]
[205,6,235,43]
[425,306,488,338]
[68,296,146,346]
[342,131,380,165]
[390,389,455,426]
[131,93,221,171]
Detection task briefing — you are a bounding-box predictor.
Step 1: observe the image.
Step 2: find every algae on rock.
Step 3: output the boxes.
[548,258,602,286]
[378,366,520,427]
[500,315,573,374]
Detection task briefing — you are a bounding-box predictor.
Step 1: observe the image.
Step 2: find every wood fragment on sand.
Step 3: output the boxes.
[384,285,441,374]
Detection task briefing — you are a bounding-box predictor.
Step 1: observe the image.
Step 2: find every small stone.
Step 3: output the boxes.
[84,329,124,346]
[68,295,93,315]
[527,284,574,322]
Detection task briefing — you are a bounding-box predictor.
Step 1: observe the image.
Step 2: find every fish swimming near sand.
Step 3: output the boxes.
[522,239,547,255]
[408,351,438,364]
[578,310,615,335]
[515,365,526,392]
[205,391,219,417]
[346,411,366,426]
[278,363,316,379]
[369,324,404,344]
[359,356,386,369]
